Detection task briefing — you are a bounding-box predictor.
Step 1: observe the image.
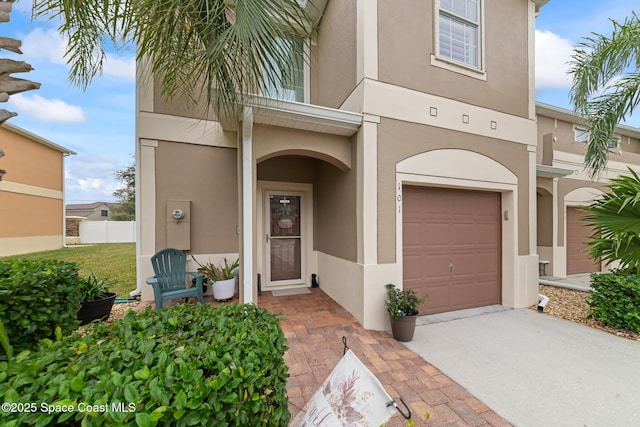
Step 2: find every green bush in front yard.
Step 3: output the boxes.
[588,271,640,333]
[0,303,290,426]
[0,259,82,359]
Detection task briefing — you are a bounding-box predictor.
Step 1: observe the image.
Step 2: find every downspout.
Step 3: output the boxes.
[537,293,549,312]
[537,278,591,312]
[62,151,75,248]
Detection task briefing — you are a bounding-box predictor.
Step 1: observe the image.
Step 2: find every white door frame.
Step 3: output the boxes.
[257,181,313,290]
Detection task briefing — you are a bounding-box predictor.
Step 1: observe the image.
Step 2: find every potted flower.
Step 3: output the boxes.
[77,273,117,325]
[198,258,239,301]
[385,283,428,342]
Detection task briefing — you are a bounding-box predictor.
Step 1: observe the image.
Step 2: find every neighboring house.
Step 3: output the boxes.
[66,202,121,220]
[0,122,75,256]
[136,0,552,330]
[535,102,640,278]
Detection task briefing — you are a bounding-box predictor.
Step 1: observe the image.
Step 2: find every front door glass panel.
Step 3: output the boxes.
[269,195,301,281]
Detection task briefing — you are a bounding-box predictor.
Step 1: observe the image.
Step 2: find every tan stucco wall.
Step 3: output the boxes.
[152,77,218,121]
[378,117,532,262]
[0,192,62,238]
[0,126,64,191]
[257,156,319,184]
[316,141,358,262]
[253,124,351,170]
[312,0,358,108]
[536,187,553,247]
[0,126,66,253]
[377,0,530,118]
[154,141,239,254]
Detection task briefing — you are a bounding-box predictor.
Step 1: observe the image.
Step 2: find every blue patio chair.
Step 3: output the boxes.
[146,248,204,309]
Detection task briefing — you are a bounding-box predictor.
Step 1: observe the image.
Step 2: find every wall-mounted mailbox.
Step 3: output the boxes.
[166,201,191,250]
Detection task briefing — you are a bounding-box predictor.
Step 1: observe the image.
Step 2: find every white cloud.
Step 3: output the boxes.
[535,29,575,90]
[21,28,67,65]
[9,94,86,123]
[65,157,120,203]
[103,53,136,80]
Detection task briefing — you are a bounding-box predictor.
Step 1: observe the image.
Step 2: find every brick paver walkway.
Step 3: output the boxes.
[257,288,511,426]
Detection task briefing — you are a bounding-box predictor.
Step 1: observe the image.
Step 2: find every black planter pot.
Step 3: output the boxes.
[78,292,117,325]
[389,314,418,342]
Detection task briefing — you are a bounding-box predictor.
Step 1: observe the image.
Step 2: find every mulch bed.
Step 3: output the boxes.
[534,284,640,341]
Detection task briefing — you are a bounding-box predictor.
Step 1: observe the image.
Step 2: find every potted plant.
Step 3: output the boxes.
[385,283,428,342]
[77,273,117,325]
[198,258,239,301]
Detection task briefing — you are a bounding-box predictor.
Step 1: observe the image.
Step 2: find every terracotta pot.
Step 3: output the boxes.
[213,278,235,301]
[78,292,117,325]
[389,313,418,342]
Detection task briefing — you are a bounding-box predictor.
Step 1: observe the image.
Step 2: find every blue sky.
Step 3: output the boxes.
[3,1,135,204]
[1,0,639,204]
[535,0,639,122]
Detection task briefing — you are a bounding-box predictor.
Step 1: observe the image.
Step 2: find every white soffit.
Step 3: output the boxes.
[246,96,363,136]
[536,164,575,178]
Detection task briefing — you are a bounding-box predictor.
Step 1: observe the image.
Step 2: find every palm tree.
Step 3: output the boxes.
[582,168,640,274]
[569,13,640,179]
[32,0,314,115]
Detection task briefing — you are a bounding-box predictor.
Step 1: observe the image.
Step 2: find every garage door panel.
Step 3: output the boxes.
[402,223,424,247]
[424,286,454,312]
[403,186,501,315]
[402,254,423,280]
[450,224,478,244]
[419,254,451,276]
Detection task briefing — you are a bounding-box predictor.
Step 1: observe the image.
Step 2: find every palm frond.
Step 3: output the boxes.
[569,12,640,178]
[582,169,640,273]
[32,0,315,115]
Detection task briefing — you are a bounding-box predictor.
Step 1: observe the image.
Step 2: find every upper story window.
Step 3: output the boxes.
[575,127,620,149]
[437,0,481,69]
[263,36,306,103]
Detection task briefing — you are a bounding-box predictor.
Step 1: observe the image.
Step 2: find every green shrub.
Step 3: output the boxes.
[0,303,290,426]
[587,271,640,333]
[0,259,82,358]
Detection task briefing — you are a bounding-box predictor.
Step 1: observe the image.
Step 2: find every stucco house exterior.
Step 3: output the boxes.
[535,102,640,279]
[0,122,75,256]
[135,0,559,330]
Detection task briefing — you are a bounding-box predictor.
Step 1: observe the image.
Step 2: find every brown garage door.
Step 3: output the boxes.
[566,207,600,274]
[403,186,501,315]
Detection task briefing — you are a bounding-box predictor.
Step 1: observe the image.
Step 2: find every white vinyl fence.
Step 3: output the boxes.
[79,221,136,243]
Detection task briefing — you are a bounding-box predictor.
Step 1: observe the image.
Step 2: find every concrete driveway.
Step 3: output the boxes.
[405,307,640,427]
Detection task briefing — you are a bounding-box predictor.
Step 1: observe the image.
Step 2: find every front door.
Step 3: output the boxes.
[266,192,303,287]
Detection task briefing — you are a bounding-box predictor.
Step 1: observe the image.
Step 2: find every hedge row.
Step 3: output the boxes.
[0,303,290,426]
[0,259,82,358]
[588,271,640,333]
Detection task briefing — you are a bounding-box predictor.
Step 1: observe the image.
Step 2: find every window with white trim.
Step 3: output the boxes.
[437,0,481,69]
[263,36,306,102]
[574,127,620,149]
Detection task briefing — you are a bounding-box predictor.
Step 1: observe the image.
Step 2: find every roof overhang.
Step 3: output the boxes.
[535,0,551,16]
[221,96,363,136]
[536,102,640,139]
[1,122,76,155]
[299,0,328,26]
[536,164,575,178]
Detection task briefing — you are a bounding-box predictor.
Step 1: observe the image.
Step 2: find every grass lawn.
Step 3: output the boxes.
[1,243,136,297]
